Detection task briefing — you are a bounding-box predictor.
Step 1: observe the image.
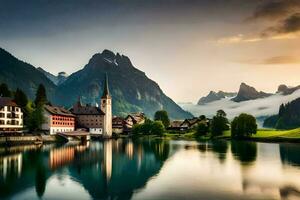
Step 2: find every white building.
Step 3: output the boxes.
[0,97,23,133]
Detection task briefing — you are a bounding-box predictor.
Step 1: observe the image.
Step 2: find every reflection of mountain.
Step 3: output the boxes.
[69,139,169,200]
[0,139,169,200]
[280,144,300,166]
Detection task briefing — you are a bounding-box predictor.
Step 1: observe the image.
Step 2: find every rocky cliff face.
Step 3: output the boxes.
[197,91,236,105]
[55,50,193,119]
[232,83,272,102]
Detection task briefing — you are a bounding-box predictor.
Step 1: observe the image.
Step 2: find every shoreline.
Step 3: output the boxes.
[1,130,300,146]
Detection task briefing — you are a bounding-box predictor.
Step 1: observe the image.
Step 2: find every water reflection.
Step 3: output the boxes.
[280,144,300,166]
[231,141,257,164]
[0,139,170,199]
[0,140,300,200]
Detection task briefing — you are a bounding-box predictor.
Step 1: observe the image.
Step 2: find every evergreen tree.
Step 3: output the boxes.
[14,88,28,108]
[0,83,11,97]
[154,110,170,128]
[27,106,45,132]
[34,84,47,107]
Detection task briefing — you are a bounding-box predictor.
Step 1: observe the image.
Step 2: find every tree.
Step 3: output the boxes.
[231,113,257,138]
[27,106,45,132]
[154,110,170,128]
[211,110,229,137]
[196,122,209,136]
[0,83,11,97]
[131,120,165,135]
[151,121,165,135]
[34,84,47,107]
[14,88,28,108]
[199,115,206,121]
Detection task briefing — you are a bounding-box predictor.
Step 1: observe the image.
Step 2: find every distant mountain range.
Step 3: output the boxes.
[197,82,300,105]
[183,82,300,126]
[0,48,192,119]
[197,91,236,105]
[37,68,68,85]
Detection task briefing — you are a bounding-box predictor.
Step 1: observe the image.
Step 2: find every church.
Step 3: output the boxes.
[71,74,112,137]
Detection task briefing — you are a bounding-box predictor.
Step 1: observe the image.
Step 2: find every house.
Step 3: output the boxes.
[123,112,145,133]
[168,120,186,131]
[112,116,124,134]
[180,118,201,129]
[0,97,23,133]
[42,105,75,135]
[180,117,210,130]
[70,74,112,137]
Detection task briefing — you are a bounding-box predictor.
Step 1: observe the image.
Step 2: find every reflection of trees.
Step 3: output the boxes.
[231,141,257,164]
[35,165,46,198]
[211,141,228,162]
[0,146,50,199]
[280,144,300,166]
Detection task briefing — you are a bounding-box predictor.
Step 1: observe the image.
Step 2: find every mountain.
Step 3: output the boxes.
[232,83,272,102]
[0,48,56,100]
[37,67,68,85]
[264,98,300,129]
[54,50,192,119]
[197,91,237,105]
[277,84,300,95]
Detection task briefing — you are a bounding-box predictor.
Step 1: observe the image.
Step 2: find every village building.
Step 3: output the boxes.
[180,118,202,129]
[0,97,23,133]
[123,112,145,133]
[71,74,112,137]
[42,105,75,135]
[169,117,210,130]
[112,116,124,134]
[168,120,186,131]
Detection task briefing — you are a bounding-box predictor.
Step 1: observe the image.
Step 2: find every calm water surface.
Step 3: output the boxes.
[1,139,300,200]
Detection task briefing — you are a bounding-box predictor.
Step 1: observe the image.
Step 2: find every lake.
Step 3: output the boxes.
[1,139,300,200]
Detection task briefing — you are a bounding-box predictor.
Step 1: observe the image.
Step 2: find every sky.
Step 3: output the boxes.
[0,0,300,103]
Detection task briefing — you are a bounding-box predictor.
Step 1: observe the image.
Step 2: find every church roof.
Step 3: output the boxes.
[71,104,105,115]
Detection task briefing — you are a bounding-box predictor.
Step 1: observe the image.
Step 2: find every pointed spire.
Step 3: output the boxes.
[102,73,111,98]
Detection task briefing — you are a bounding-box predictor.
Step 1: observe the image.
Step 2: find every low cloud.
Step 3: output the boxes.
[180,89,300,126]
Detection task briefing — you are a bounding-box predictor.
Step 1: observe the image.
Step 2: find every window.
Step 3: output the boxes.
[0,120,4,125]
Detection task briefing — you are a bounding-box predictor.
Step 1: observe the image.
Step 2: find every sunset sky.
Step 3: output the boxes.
[1,0,300,103]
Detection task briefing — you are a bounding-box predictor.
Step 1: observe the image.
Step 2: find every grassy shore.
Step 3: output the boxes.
[162,128,300,143]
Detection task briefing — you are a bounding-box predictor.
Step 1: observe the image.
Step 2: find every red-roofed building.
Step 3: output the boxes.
[42,104,75,135]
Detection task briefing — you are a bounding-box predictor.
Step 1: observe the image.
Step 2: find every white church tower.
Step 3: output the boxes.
[101,74,112,137]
